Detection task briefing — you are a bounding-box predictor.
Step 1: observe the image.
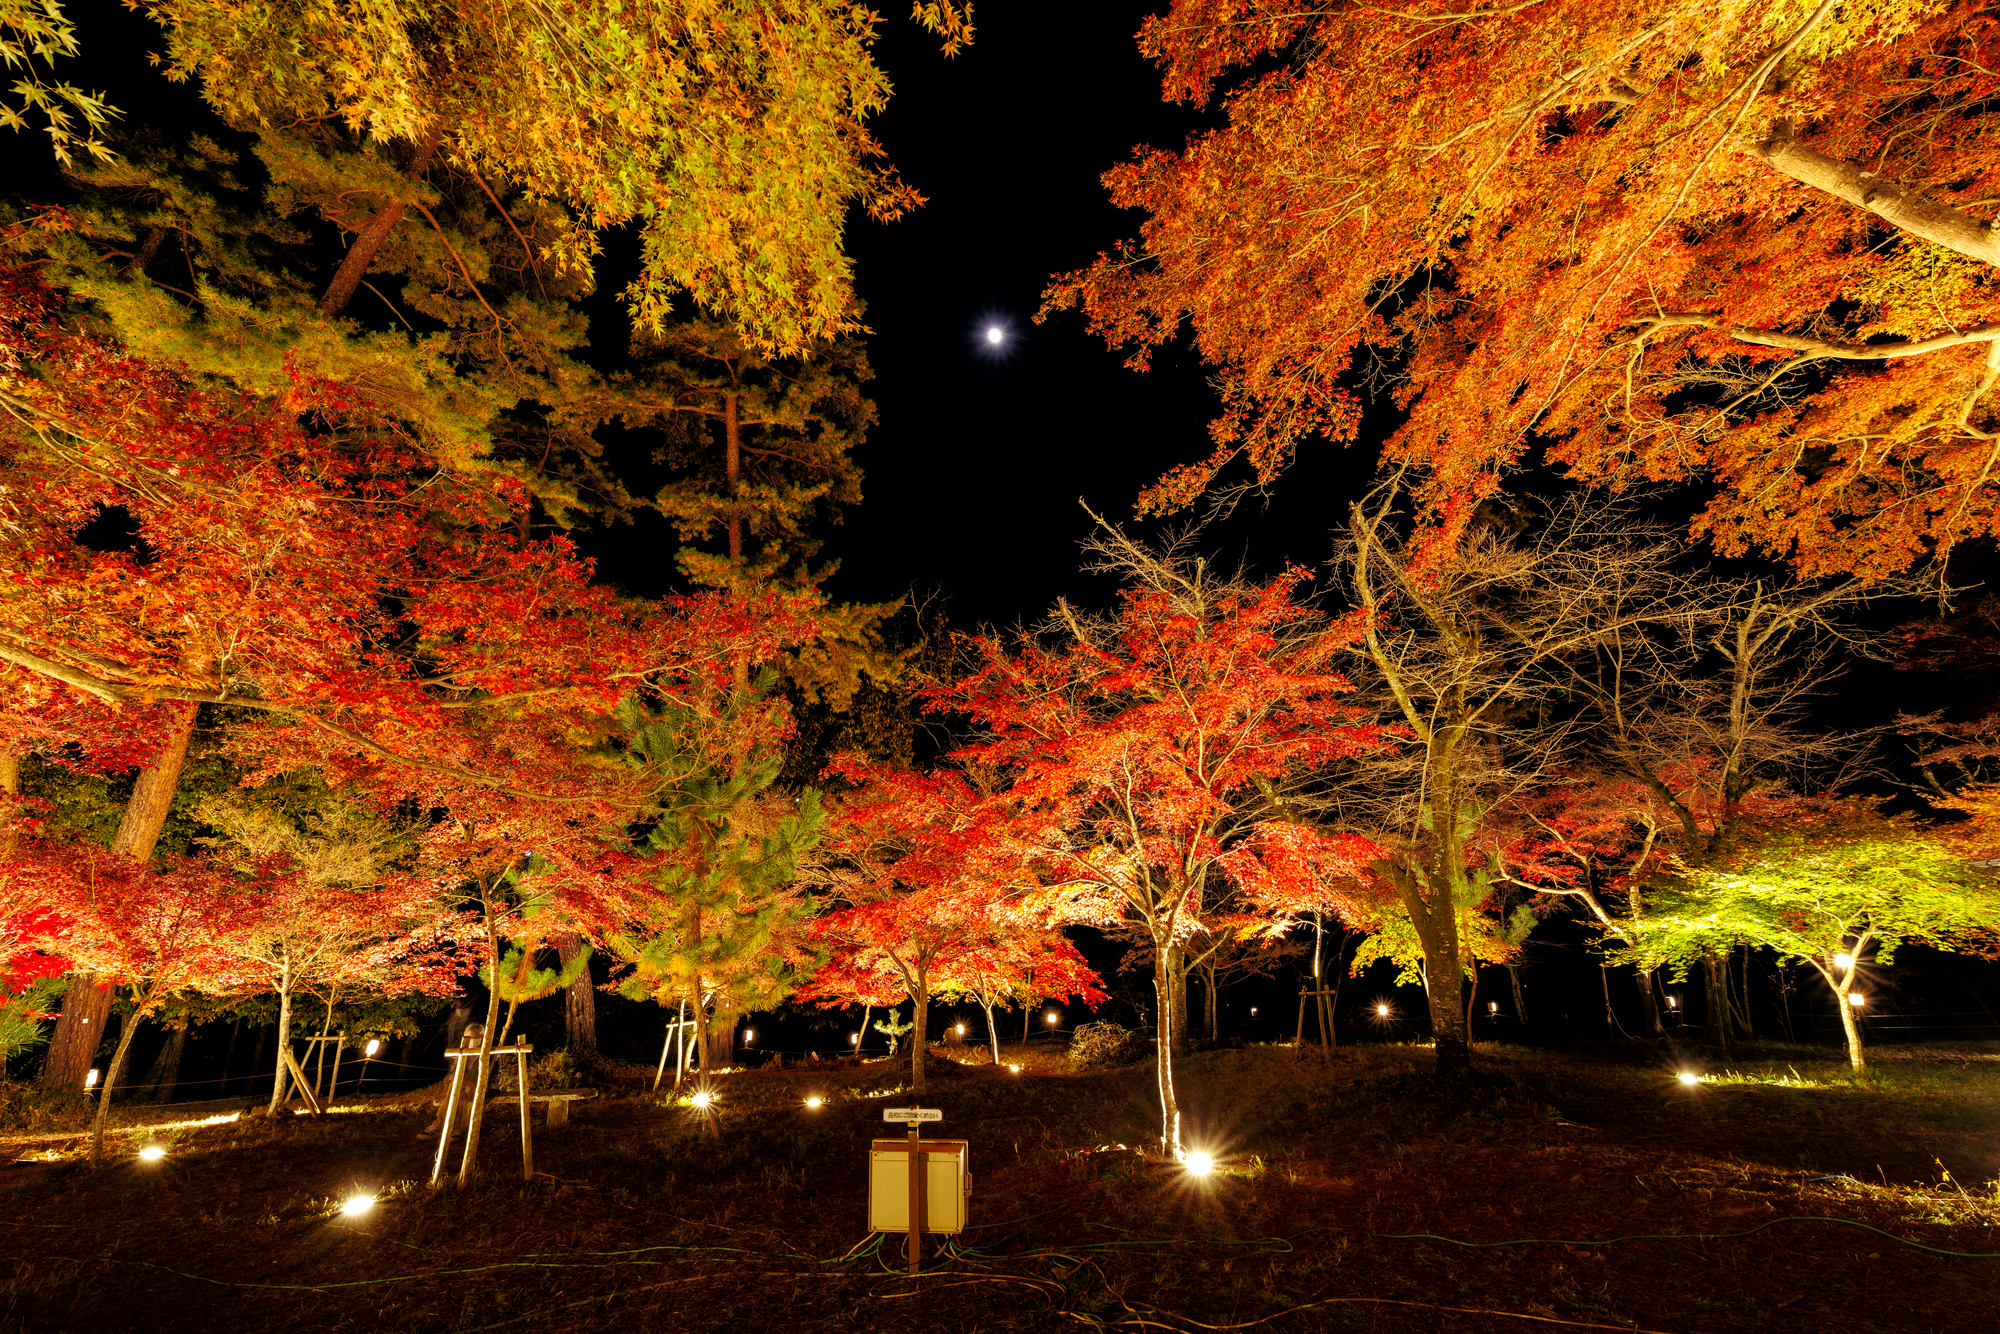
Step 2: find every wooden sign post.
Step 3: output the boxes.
[882,1107,941,1273]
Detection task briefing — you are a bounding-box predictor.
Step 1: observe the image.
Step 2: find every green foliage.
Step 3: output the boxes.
[1624,805,2000,977]
[480,943,589,1006]
[0,0,115,166]
[0,977,62,1066]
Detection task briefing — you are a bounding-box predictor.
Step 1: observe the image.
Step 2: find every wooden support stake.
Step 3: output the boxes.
[515,1047,533,1181]
[327,1032,345,1102]
[282,1048,324,1116]
[429,1053,468,1185]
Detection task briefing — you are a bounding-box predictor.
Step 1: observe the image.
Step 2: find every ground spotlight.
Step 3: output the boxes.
[341,1195,374,1216]
[137,1145,165,1161]
[1678,1071,1700,1086]
[1184,1151,1215,1177]
[691,1090,713,1109]
[804,1095,824,1109]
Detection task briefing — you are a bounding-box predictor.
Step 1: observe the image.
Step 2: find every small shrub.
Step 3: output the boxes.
[1068,1022,1149,1070]
[526,1048,624,1090]
[0,1081,91,1134]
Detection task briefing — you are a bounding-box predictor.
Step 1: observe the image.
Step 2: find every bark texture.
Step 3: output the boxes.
[557,935,596,1052]
[1754,127,2000,268]
[318,130,445,317]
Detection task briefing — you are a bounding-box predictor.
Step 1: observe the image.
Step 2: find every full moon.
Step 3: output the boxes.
[984,325,1005,346]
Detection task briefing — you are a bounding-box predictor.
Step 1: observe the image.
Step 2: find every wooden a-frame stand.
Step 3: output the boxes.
[429,1040,534,1184]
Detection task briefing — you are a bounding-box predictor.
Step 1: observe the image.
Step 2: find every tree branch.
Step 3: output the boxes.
[1753,125,2000,268]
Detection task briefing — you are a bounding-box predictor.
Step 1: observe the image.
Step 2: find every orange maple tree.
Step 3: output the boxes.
[1050,0,2000,576]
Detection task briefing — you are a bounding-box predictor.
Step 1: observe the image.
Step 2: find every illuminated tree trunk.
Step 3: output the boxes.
[1701,950,1732,1053]
[557,935,596,1053]
[1152,947,1182,1154]
[1835,992,1865,1072]
[909,961,930,1094]
[87,991,142,1166]
[1166,944,1189,1055]
[266,958,295,1114]
[43,704,198,1090]
[318,130,444,317]
[979,998,1000,1064]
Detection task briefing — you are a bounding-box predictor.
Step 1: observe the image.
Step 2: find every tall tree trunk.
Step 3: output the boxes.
[318,130,444,317]
[1701,949,1732,1052]
[1735,945,1755,1039]
[710,1009,736,1070]
[910,970,930,1094]
[858,1003,871,1058]
[1836,990,1866,1072]
[140,1024,186,1103]
[1507,963,1529,1027]
[1020,998,1033,1047]
[557,935,596,1052]
[1167,944,1189,1055]
[218,1018,241,1097]
[725,388,743,563]
[457,881,503,1185]
[266,968,294,1115]
[1152,947,1182,1154]
[696,980,711,1078]
[87,994,142,1166]
[980,999,999,1064]
[43,703,199,1089]
[1633,967,1664,1040]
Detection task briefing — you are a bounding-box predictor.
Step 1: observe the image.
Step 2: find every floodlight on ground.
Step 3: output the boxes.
[1678,1071,1700,1086]
[805,1096,824,1109]
[341,1195,374,1217]
[1007,1064,1021,1074]
[691,1091,714,1109]
[137,1145,165,1161]
[1184,1151,1215,1177]
[1848,993,1867,1008]
[955,1024,964,1035]
[1376,1004,1390,1017]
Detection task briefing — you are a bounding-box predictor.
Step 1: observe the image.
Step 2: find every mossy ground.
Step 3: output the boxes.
[3,1040,1996,1333]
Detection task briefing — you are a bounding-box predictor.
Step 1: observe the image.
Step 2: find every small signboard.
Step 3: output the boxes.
[883,1107,942,1123]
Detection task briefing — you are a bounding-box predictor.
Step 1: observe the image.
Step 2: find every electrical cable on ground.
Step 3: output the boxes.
[1381,1215,2000,1258]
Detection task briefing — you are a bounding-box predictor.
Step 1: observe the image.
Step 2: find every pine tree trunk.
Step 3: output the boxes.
[43,704,199,1089]
[1508,963,1529,1027]
[557,935,596,1052]
[140,1024,186,1103]
[318,130,444,317]
[711,1012,736,1070]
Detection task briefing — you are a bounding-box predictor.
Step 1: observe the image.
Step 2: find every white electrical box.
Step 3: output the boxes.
[868,1138,969,1233]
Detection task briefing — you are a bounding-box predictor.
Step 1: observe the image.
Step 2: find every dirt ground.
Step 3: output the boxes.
[3,1041,1996,1333]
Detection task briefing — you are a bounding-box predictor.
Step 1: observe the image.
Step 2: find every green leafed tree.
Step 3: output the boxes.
[1625,803,2000,1071]
[612,688,825,1080]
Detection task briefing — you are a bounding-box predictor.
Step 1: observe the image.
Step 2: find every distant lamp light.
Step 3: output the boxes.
[744,1030,755,1044]
[984,325,1005,346]
[1376,1004,1390,1018]
[1007,1063,1021,1074]
[804,1096,824,1109]
[364,1038,381,1057]
[1249,1007,1258,1017]
[955,1024,965,1035]
[850,1033,860,1046]
[1665,996,1679,1010]
[1184,1151,1215,1177]
[1848,993,1867,1008]
[1488,1001,1500,1015]
[137,1145,165,1161]
[1045,1012,1059,1026]
[1834,953,1854,970]
[1678,1071,1700,1086]
[84,1069,99,1089]
[341,1195,374,1217]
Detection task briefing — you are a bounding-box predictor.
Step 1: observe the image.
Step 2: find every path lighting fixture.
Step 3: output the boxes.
[364,1039,380,1057]
[850,1033,860,1046]
[1488,1001,1500,1015]
[1834,953,1854,970]
[1678,1071,1700,1086]
[745,1030,755,1044]
[1249,1007,1258,1017]
[341,1195,374,1217]
[1848,993,1867,1008]
[805,1096,824,1109]
[1045,1012,1059,1026]
[1665,996,1679,1010]
[84,1069,99,1088]
[1376,1004,1390,1018]
[1185,1151,1215,1177]
[1007,1064,1021,1074]
[137,1145,165,1161]
[955,1024,965,1035]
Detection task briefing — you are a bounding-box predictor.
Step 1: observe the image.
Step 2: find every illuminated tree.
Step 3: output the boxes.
[1051,0,2000,577]
[1627,803,2000,1071]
